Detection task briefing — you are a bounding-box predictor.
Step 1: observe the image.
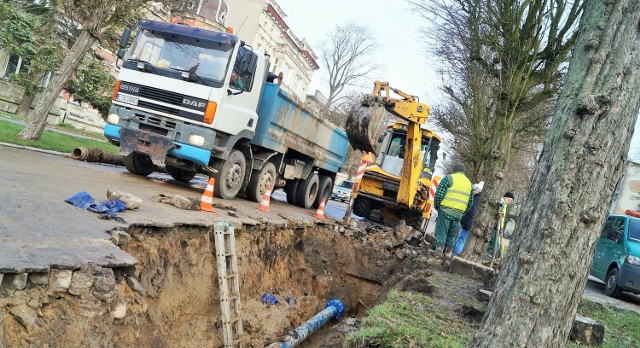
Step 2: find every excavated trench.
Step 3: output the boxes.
[0,222,403,347]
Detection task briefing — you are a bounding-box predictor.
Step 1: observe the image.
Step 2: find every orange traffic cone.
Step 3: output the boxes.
[200,177,217,213]
[313,198,326,220]
[258,186,272,212]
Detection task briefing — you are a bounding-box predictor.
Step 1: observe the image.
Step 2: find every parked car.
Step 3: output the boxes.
[590,214,640,298]
[331,180,354,202]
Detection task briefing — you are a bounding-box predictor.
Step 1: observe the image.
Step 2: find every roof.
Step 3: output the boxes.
[137,20,238,45]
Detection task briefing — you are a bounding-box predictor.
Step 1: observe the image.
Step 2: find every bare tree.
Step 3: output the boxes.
[320,23,378,111]
[411,0,584,261]
[18,0,166,140]
[472,0,640,346]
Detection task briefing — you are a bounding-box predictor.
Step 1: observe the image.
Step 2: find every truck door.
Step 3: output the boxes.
[215,45,262,139]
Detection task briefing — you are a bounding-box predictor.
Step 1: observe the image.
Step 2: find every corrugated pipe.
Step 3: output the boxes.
[280,299,345,347]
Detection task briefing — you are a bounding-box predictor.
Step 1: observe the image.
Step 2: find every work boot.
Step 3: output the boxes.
[443,246,453,263]
[434,244,444,259]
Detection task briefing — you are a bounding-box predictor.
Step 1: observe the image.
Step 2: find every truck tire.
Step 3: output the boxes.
[296,173,319,209]
[246,162,277,202]
[123,152,156,176]
[286,180,299,205]
[212,150,246,199]
[353,197,371,218]
[166,165,196,183]
[313,176,333,209]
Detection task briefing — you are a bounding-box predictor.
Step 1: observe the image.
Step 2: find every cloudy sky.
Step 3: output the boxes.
[275,0,443,105]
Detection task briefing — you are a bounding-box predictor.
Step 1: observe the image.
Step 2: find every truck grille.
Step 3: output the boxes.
[118,82,206,122]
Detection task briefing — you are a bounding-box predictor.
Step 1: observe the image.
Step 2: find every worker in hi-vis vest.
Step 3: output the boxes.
[433,162,473,260]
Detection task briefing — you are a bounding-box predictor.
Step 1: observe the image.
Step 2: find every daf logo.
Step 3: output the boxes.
[120,84,140,93]
[183,98,206,109]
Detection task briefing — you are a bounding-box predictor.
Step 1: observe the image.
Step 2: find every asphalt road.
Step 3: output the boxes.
[584,276,640,314]
[0,145,327,273]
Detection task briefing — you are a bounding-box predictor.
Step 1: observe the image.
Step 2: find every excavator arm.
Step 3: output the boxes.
[345,81,430,208]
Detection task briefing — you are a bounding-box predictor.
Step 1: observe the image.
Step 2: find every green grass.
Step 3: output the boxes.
[345,291,474,347]
[0,119,118,154]
[570,301,640,348]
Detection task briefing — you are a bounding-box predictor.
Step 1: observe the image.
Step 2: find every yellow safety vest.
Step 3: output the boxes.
[441,172,472,211]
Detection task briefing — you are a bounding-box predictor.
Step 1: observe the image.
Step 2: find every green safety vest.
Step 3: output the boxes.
[441,172,472,211]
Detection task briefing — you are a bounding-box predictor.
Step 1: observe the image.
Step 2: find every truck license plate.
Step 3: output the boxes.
[116,94,139,106]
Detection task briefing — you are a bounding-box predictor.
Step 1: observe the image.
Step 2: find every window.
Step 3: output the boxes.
[3,54,21,78]
[230,46,257,92]
[124,29,234,88]
[604,217,625,243]
[629,218,640,242]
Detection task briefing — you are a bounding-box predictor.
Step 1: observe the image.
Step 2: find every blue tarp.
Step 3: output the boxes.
[65,191,127,215]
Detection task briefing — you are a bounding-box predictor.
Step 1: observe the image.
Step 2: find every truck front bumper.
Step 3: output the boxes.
[619,262,640,294]
[104,124,211,166]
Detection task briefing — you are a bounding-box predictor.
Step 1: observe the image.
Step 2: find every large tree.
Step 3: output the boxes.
[0,1,63,116]
[320,23,378,112]
[18,0,154,140]
[66,55,116,117]
[472,0,640,346]
[411,0,584,261]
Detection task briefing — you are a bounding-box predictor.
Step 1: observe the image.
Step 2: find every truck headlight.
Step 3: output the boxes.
[189,134,205,147]
[107,113,119,125]
[627,255,640,265]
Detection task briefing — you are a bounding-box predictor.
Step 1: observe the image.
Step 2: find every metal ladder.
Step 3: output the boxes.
[213,222,243,347]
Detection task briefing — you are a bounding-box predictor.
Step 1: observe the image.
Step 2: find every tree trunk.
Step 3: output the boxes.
[16,93,36,117]
[18,30,95,140]
[461,115,513,261]
[471,1,640,346]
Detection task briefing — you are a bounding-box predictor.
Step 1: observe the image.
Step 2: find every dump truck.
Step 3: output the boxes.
[345,82,441,230]
[104,20,349,208]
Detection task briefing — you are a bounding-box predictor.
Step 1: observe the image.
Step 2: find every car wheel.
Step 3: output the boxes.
[166,165,196,182]
[296,173,319,209]
[123,152,156,176]
[211,150,246,199]
[605,267,623,298]
[246,163,277,203]
[313,176,333,209]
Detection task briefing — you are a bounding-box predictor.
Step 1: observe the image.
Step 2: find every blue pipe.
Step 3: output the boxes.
[280,299,345,347]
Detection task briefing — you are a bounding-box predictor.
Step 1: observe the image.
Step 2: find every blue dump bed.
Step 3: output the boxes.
[252,83,349,174]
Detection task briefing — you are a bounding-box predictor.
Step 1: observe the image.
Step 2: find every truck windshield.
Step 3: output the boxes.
[629,218,640,242]
[124,29,233,87]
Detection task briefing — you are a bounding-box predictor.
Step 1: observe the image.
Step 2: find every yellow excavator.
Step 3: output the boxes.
[345,81,441,231]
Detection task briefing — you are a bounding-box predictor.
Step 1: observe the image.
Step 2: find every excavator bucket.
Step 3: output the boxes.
[345,104,386,155]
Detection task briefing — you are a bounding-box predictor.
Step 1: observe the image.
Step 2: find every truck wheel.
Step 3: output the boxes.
[123,152,156,176]
[605,268,623,298]
[212,150,246,199]
[313,176,333,209]
[296,173,319,209]
[286,180,299,205]
[166,165,196,182]
[353,197,371,218]
[246,163,277,203]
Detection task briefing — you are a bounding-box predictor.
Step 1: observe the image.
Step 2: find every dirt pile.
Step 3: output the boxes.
[0,221,404,347]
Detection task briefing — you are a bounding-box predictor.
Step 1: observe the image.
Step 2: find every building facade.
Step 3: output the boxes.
[225,0,319,101]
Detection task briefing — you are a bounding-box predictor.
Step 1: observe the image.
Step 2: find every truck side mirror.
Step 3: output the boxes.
[117,48,127,60]
[119,27,131,49]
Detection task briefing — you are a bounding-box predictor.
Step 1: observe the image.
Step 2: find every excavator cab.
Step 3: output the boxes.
[374,124,439,179]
